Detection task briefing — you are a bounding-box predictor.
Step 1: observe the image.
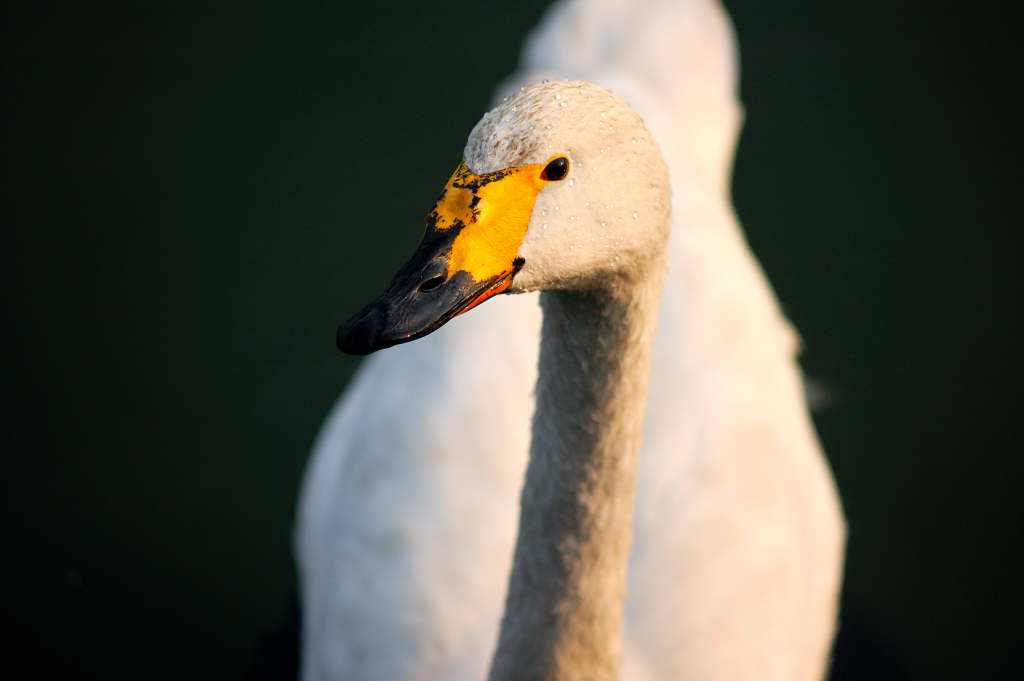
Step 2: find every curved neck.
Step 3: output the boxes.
[488,263,665,681]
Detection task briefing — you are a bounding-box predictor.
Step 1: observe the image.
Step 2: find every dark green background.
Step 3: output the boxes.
[5,2,1015,679]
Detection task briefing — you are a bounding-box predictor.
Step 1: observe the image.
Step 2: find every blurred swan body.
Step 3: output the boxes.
[296,1,845,679]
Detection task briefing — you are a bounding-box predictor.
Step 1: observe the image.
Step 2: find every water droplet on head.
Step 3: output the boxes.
[600,221,607,228]
[568,178,575,187]
[542,223,548,230]
[541,209,548,217]
[632,211,639,220]
[553,205,560,212]
[559,101,568,107]
[554,93,561,100]
[631,137,637,144]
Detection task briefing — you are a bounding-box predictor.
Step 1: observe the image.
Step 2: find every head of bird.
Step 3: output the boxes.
[337,80,671,355]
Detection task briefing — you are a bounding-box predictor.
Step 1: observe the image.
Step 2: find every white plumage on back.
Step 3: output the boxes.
[296,1,845,679]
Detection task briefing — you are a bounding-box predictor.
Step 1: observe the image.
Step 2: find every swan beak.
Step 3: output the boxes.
[336,248,524,355]
[337,161,544,355]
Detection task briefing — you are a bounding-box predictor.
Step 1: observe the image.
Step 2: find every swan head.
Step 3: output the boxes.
[338,80,670,355]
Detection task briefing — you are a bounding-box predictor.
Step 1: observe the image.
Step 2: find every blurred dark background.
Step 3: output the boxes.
[4,1,1015,679]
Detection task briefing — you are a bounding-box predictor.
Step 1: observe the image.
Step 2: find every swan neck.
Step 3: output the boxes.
[488,264,665,681]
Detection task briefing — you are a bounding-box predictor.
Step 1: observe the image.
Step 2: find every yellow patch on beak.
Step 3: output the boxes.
[427,161,546,283]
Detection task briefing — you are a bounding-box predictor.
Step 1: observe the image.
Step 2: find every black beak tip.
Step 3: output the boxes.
[336,307,384,356]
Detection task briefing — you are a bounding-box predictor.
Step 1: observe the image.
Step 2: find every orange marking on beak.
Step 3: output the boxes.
[456,270,517,317]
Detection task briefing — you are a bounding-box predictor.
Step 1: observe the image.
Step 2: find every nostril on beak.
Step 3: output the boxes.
[418,275,446,293]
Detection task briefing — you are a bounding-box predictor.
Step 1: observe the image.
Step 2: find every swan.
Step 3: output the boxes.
[296,1,845,680]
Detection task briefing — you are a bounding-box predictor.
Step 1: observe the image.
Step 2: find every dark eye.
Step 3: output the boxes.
[541,156,569,182]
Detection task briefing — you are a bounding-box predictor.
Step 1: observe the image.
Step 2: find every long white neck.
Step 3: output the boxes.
[488,257,665,681]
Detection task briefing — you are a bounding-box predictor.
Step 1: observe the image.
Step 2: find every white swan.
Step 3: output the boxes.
[296,1,845,680]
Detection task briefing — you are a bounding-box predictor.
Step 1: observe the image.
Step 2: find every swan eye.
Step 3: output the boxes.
[540,157,569,182]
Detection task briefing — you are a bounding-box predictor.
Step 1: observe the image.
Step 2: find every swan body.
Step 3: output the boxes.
[296,1,845,679]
